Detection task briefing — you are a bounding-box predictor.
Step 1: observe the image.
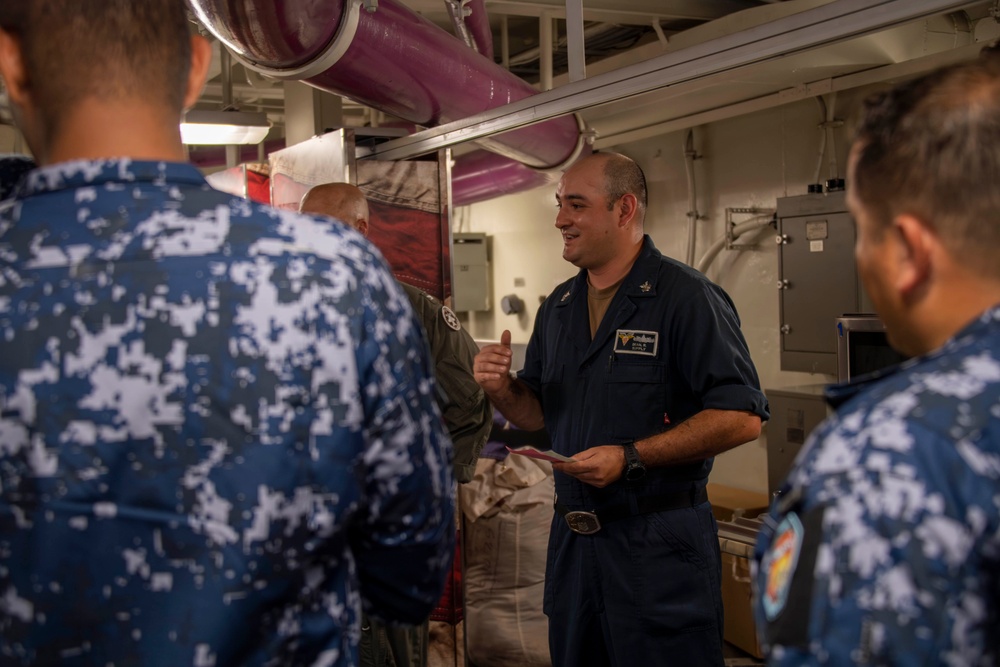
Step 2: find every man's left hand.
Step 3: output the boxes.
[552,445,625,488]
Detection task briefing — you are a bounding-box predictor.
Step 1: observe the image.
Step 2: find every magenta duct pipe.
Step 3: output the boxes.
[445,0,493,61]
[188,139,287,169]
[189,0,584,198]
[466,0,494,61]
[451,149,560,207]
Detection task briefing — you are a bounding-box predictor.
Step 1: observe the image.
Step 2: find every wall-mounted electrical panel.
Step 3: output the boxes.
[452,233,490,312]
[776,191,873,375]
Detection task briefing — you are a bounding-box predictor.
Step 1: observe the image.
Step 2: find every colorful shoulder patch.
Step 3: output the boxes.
[761,512,804,621]
[441,305,461,331]
[614,329,659,356]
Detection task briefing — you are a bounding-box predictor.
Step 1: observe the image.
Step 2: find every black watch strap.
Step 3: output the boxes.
[622,440,646,481]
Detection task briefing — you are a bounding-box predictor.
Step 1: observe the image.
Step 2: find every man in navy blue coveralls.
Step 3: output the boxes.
[474,152,769,666]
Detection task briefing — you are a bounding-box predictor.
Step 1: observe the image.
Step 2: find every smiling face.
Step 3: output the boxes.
[554,157,622,271]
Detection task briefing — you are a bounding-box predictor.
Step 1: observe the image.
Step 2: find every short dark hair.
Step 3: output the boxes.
[0,0,192,131]
[852,42,1000,277]
[597,152,647,221]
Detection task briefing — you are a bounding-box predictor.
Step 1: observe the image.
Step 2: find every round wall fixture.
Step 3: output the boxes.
[500,294,524,315]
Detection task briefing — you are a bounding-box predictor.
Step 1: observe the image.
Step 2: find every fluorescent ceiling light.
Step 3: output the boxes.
[180,109,270,145]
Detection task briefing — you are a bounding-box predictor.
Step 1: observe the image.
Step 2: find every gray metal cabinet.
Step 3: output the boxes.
[776,191,872,375]
[452,233,491,312]
[764,384,831,497]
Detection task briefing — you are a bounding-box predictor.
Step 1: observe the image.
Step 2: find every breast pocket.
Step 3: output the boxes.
[606,361,667,439]
[540,364,565,417]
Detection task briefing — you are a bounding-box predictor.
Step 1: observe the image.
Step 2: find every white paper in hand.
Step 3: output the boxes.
[506,445,576,463]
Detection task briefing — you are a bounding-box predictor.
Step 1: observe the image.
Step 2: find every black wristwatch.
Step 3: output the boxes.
[622,440,646,481]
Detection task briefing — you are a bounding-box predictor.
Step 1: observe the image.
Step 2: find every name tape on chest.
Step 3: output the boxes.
[614,329,659,356]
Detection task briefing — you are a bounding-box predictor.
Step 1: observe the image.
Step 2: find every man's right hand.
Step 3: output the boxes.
[474,329,514,396]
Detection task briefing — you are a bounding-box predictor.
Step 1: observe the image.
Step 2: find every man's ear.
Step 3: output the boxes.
[617,193,638,228]
[892,213,935,298]
[357,218,369,237]
[183,35,213,111]
[0,29,30,109]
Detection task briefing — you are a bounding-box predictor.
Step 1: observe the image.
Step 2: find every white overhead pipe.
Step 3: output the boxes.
[695,215,775,274]
[823,92,840,181]
[812,96,828,186]
[540,12,554,91]
[683,129,701,266]
[565,0,586,82]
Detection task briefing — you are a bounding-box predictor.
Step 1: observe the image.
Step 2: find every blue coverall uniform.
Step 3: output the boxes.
[519,235,768,667]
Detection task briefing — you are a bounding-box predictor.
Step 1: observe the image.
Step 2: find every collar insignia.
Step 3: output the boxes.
[560,291,571,302]
[640,281,652,293]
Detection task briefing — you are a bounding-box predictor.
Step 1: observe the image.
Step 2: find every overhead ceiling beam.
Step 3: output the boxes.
[593,40,986,148]
[485,0,761,23]
[366,0,977,162]
[565,0,586,82]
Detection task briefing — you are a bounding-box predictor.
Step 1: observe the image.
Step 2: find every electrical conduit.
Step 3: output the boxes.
[684,129,700,266]
[695,215,775,274]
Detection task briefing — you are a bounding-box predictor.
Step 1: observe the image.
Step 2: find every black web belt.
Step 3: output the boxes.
[555,486,708,535]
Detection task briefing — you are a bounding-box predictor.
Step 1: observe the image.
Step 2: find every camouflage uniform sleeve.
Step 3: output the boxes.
[754,413,1000,665]
[350,267,456,625]
[403,285,492,484]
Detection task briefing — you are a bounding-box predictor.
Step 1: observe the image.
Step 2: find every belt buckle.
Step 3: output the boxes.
[564,510,601,535]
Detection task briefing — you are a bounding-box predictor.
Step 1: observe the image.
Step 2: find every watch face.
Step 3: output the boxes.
[626,463,646,481]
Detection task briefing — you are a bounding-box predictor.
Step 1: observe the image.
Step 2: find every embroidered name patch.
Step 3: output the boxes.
[613,329,658,356]
[762,512,804,621]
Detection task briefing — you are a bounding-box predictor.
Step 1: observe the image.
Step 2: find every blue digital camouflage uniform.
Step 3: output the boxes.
[0,159,455,666]
[753,304,1000,666]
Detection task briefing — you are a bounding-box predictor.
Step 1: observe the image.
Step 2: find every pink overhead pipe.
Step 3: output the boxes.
[189,0,584,176]
[444,0,493,61]
[465,0,494,61]
[451,149,560,207]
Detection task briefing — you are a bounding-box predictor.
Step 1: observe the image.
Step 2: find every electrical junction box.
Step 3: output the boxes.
[776,191,874,374]
[452,233,490,312]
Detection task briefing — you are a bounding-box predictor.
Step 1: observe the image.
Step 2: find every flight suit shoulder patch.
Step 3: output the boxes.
[441,305,461,331]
